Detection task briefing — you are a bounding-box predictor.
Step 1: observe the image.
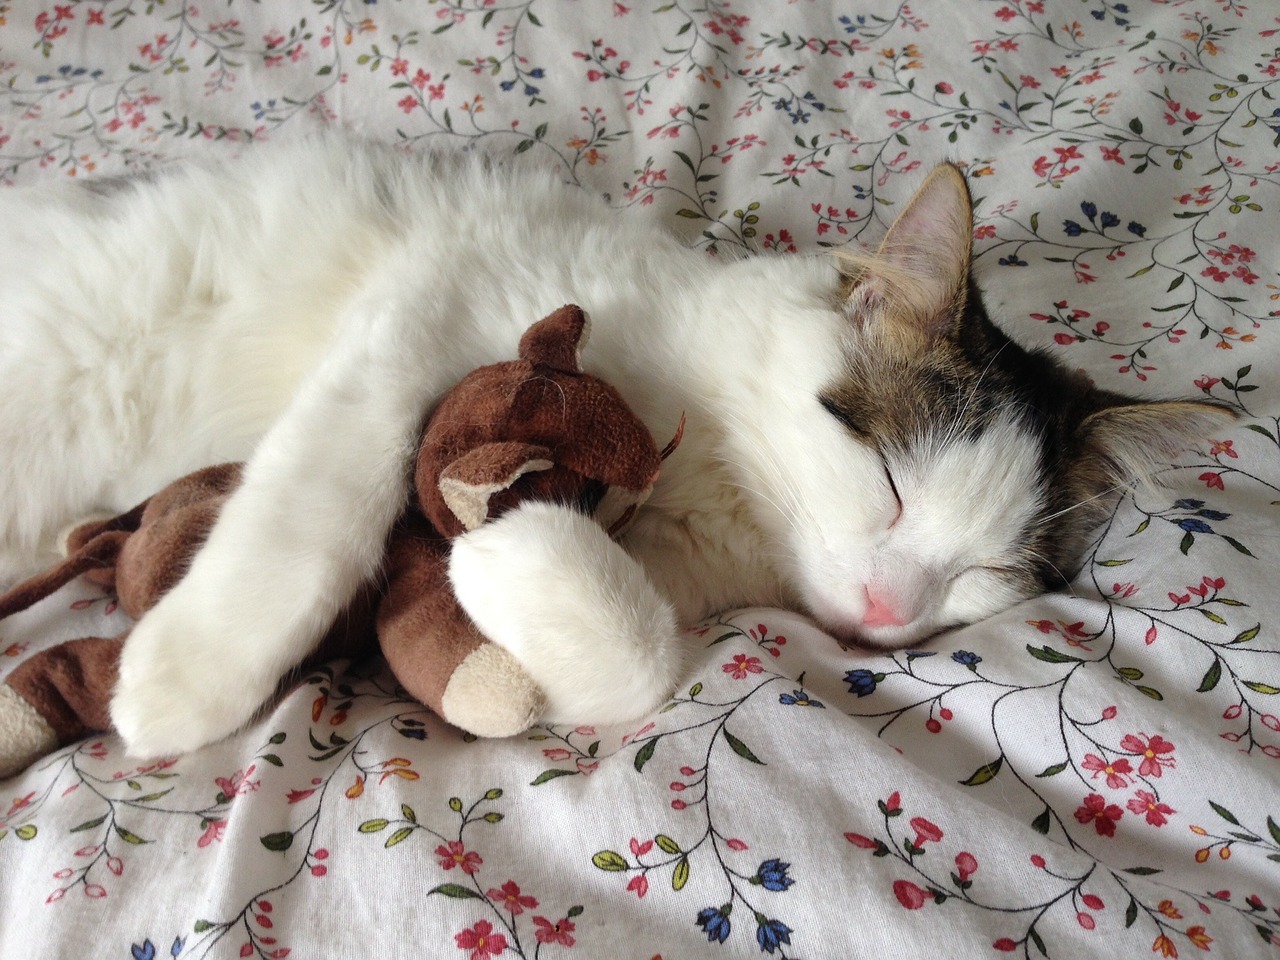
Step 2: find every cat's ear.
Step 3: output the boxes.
[1077,399,1237,491]
[839,163,973,343]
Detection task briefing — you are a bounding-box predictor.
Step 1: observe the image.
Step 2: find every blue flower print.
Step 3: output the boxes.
[756,917,793,954]
[779,689,825,708]
[756,859,795,891]
[845,669,878,697]
[696,906,732,943]
[952,650,982,669]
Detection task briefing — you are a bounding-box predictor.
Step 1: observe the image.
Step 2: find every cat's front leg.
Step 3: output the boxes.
[447,501,689,727]
[109,300,468,757]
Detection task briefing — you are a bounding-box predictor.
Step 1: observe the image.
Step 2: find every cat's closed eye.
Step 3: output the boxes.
[819,395,903,526]
[819,395,866,437]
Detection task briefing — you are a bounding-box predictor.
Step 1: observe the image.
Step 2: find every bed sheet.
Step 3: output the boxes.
[1,1,1278,958]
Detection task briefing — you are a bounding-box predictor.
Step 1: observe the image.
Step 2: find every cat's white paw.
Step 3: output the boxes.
[109,585,282,758]
[448,501,687,727]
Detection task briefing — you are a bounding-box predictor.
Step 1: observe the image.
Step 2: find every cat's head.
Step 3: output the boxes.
[731,163,1233,650]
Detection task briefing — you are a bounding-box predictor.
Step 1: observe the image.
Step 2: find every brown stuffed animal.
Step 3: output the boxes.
[0,305,667,778]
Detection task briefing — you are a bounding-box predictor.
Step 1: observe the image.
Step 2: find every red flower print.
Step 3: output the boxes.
[1082,753,1133,789]
[1198,471,1228,491]
[533,916,576,947]
[1120,733,1176,777]
[723,654,763,679]
[198,819,227,848]
[909,816,943,847]
[626,874,649,898]
[1074,793,1123,837]
[844,832,879,849]
[955,851,978,881]
[993,939,1018,952]
[455,920,508,959]
[215,765,260,798]
[892,879,929,909]
[1127,790,1175,826]
[487,880,537,915]
[436,841,483,875]
[1209,439,1237,459]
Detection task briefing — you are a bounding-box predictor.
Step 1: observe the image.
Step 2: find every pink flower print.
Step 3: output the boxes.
[487,880,537,915]
[955,851,978,882]
[1127,790,1175,826]
[455,920,508,959]
[198,819,227,848]
[215,765,259,799]
[909,816,943,847]
[626,874,649,898]
[1209,439,1238,459]
[532,916,576,946]
[1120,733,1176,777]
[723,654,763,679]
[892,879,929,909]
[436,841,483,875]
[1074,793,1123,837]
[1082,753,1133,789]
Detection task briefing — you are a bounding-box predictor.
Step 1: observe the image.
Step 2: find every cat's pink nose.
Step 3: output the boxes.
[863,587,909,628]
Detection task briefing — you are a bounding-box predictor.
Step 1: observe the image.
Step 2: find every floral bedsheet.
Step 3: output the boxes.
[1,1,1278,958]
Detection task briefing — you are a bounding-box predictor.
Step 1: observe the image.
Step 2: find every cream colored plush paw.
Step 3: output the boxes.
[0,683,59,780]
[439,644,546,738]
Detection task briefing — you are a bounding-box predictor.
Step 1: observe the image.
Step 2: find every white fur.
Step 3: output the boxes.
[0,139,1044,756]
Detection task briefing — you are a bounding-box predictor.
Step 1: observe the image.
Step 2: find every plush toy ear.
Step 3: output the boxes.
[839,163,973,344]
[518,304,590,373]
[438,442,555,532]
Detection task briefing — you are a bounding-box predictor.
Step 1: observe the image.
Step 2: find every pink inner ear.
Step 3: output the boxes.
[518,304,590,372]
[855,164,973,340]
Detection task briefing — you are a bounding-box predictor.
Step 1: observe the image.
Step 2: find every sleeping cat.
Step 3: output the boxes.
[0,138,1228,757]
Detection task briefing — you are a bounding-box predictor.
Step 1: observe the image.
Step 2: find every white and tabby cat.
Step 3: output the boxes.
[0,138,1227,757]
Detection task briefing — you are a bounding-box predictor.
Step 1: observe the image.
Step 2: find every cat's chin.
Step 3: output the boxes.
[808,608,950,653]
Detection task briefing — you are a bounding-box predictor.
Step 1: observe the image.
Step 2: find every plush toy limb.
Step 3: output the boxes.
[0,636,124,779]
[0,684,59,780]
[0,530,132,621]
[377,514,544,737]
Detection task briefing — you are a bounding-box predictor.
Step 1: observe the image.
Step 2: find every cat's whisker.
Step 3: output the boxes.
[1038,480,1134,526]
